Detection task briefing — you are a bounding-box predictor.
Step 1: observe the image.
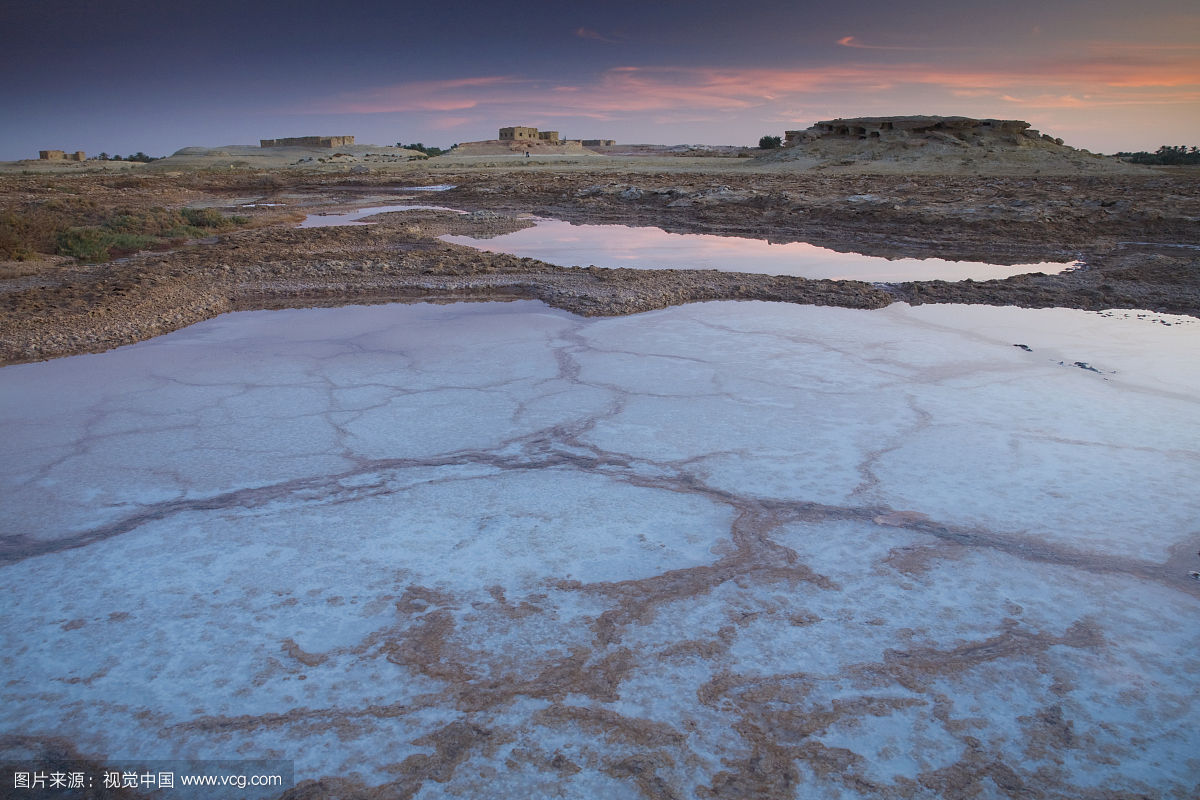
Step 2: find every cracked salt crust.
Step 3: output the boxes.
[1,299,1197,797]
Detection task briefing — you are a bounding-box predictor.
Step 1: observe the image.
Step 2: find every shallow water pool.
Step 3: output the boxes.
[299,204,463,228]
[443,217,1081,281]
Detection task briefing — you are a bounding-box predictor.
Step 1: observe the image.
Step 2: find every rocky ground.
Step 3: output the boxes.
[1,161,1198,365]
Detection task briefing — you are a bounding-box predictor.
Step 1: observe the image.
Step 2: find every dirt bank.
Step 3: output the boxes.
[1,165,1197,365]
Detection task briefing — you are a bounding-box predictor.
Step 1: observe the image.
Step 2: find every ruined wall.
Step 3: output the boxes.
[581,139,616,147]
[537,131,560,143]
[37,150,87,161]
[499,127,539,141]
[260,136,355,148]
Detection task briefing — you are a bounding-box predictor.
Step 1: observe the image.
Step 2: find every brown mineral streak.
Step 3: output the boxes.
[151,483,1118,799]
[280,638,328,668]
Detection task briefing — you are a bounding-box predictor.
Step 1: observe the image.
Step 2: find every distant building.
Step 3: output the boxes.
[455,125,608,155]
[260,136,355,148]
[498,126,540,141]
[39,150,86,161]
[498,127,562,143]
[498,127,613,147]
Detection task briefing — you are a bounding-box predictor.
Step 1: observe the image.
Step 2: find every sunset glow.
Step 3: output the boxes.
[2,0,1197,157]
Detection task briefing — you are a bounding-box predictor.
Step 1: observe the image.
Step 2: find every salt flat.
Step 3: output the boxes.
[1,300,1197,798]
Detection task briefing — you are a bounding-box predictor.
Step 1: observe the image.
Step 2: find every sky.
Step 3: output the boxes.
[2,0,1198,160]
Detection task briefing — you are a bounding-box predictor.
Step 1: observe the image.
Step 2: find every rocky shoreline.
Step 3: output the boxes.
[2,169,1197,365]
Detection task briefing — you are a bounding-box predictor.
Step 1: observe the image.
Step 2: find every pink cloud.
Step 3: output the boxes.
[302,50,1200,123]
[430,115,475,130]
[574,27,624,44]
[302,76,527,114]
[836,35,939,51]
[836,35,971,52]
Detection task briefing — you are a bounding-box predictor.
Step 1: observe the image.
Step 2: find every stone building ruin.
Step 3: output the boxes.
[499,127,560,143]
[454,126,611,155]
[499,126,537,141]
[783,116,1064,147]
[260,136,355,148]
[39,150,86,161]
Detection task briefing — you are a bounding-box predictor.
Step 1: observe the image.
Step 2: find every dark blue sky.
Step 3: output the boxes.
[3,0,1197,159]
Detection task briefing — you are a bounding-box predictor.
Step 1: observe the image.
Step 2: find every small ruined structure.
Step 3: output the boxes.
[39,150,86,161]
[498,126,538,141]
[497,127,613,147]
[784,116,1063,146]
[498,126,560,143]
[260,136,355,148]
[455,125,612,155]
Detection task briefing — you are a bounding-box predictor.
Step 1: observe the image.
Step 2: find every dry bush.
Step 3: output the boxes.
[0,199,247,263]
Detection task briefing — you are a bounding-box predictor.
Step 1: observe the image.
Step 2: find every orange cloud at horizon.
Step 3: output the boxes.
[299,48,1199,150]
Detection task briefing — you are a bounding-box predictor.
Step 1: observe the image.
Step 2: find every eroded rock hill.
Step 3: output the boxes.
[761,116,1146,175]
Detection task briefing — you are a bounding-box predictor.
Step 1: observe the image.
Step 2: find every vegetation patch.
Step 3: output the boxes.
[398,142,449,158]
[1,201,248,262]
[56,228,155,261]
[1116,145,1200,165]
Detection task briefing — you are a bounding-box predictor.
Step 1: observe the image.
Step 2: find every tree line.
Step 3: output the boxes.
[95,152,160,162]
[1115,145,1200,165]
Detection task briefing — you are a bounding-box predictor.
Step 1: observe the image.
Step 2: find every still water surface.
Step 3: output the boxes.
[443,217,1080,281]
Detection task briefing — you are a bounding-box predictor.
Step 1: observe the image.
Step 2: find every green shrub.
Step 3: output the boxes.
[2,204,94,259]
[56,227,116,261]
[4,200,249,262]
[56,227,155,262]
[105,232,156,257]
[180,207,231,228]
[0,215,33,260]
[758,135,782,149]
[105,208,181,236]
[161,225,208,241]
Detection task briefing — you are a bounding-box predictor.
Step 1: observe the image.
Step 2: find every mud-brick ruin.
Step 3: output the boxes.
[260,136,355,148]
[452,126,615,154]
[499,127,561,143]
[784,116,1064,147]
[498,128,615,147]
[39,150,86,161]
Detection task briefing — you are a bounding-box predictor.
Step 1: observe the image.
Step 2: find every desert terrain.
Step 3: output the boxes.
[1,130,1198,366]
